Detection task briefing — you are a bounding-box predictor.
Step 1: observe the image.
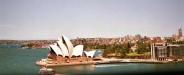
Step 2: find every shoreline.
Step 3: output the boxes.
[36,58,184,67]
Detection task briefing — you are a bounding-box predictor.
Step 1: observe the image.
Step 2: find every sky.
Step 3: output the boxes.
[0,0,184,40]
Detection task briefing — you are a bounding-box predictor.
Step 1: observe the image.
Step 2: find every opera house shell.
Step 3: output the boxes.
[47,35,103,64]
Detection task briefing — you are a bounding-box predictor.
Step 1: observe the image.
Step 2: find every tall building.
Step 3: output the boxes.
[178,27,182,38]
[151,43,184,61]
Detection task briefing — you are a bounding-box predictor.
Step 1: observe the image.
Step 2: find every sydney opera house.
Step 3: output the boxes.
[37,35,103,66]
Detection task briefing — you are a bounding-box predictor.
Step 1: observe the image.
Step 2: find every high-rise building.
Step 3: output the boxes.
[178,27,182,37]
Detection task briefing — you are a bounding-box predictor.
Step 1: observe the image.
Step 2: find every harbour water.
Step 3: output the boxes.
[0,45,184,75]
[0,45,49,75]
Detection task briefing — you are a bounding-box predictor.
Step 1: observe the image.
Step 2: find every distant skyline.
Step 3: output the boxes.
[0,0,184,40]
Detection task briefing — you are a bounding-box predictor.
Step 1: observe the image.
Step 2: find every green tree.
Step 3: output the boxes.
[136,41,150,54]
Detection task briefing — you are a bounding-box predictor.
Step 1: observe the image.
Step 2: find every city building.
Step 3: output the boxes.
[178,27,183,38]
[151,43,184,61]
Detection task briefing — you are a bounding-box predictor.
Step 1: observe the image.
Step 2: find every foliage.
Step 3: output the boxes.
[84,43,131,58]
[136,41,150,54]
[126,52,151,59]
[171,41,184,44]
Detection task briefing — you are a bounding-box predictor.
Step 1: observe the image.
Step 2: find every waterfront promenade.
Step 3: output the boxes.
[36,58,183,67]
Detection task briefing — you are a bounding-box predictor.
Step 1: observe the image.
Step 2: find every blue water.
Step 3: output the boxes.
[0,45,184,75]
[51,63,184,75]
[0,45,49,75]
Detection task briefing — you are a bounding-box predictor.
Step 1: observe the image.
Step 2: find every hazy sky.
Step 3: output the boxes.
[0,0,184,40]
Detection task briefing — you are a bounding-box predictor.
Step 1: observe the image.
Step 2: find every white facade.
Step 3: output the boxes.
[62,35,74,57]
[84,50,96,58]
[49,44,63,56]
[72,45,84,56]
[49,35,102,58]
[58,37,63,43]
[57,41,69,57]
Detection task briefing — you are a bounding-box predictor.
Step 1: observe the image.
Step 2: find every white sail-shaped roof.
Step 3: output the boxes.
[62,35,74,57]
[58,37,63,43]
[57,41,69,57]
[49,44,63,56]
[72,45,84,56]
[84,50,96,58]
